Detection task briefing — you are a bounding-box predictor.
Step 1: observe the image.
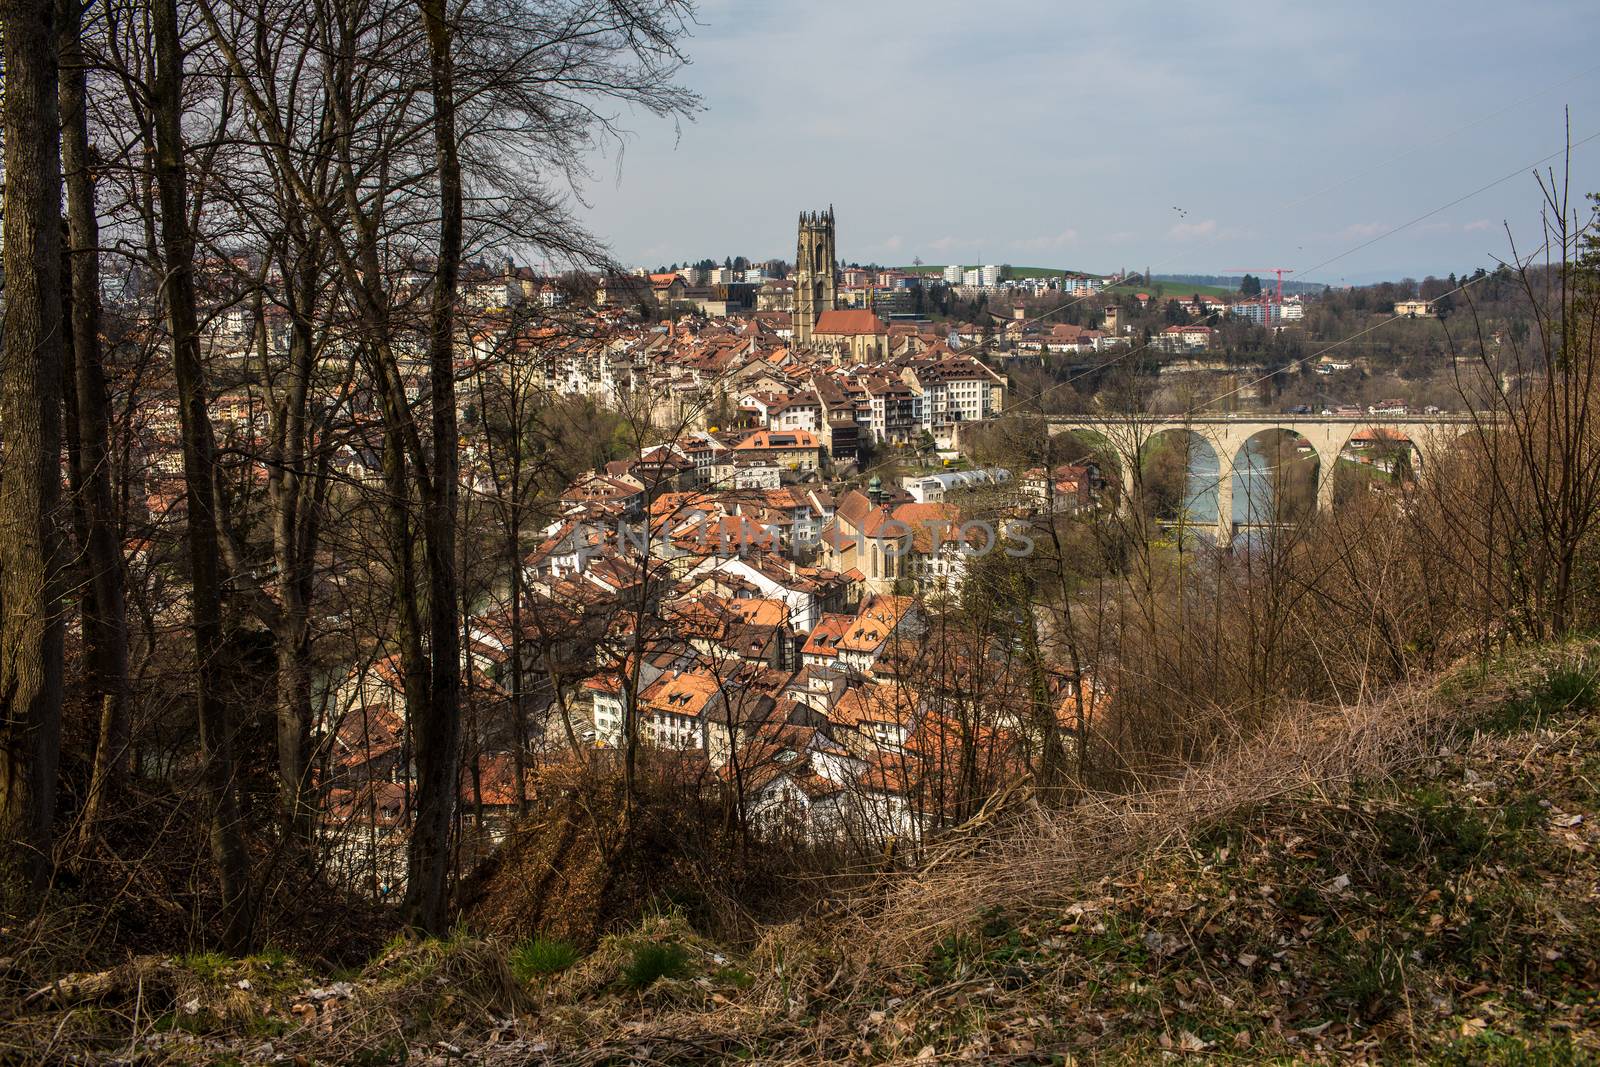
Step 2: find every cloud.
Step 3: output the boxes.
[879,235,904,253]
[1014,228,1080,251]
[575,2,1593,277]
[1168,219,1219,241]
[1337,221,1388,241]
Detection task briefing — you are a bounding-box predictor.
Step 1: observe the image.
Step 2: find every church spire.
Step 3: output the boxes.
[794,207,838,345]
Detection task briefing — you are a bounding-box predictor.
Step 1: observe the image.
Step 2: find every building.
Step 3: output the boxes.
[1394,299,1434,318]
[901,355,1007,445]
[961,265,1001,289]
[732,428,822,472]
[757,278,795,312]
[813,308,889,362]
[1160,324,1213,351]
[903,467,1011,504]
[794,207,838,343]
[1022,464,1094,513]
[640,669,720,750]
[649,272,688,305]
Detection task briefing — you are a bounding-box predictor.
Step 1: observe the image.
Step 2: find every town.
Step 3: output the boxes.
[87,203,1474,897]
[5,0,1598,1060]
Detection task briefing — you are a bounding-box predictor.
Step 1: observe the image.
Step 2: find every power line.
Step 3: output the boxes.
[1293,128,1600,286]
[1277,61,1600,217]
[967,130,1599,418]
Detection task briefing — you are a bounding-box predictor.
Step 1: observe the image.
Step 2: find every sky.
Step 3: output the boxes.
[570,0,1600,285]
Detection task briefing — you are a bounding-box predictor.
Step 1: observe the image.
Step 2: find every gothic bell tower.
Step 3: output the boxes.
[794,207,837,343]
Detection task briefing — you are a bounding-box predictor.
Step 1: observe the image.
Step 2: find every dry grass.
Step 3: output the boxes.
[822,658,1487,977]
[4,642,1597,1063]
[550,640,1600,1062]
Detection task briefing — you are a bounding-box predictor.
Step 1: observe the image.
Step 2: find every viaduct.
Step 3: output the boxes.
[1033,414,1482,541]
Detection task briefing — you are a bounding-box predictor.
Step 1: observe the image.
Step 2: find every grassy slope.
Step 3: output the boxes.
[1148,278,1241,299]
[8,647,1600,1064]
[807,653,1600,1064]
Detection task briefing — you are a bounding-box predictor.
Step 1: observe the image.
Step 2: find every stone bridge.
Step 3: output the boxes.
[1038,414,1482,540]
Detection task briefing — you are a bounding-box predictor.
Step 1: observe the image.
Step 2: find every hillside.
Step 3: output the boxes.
[8,645,1599,1064]
[1147,277,1240,299]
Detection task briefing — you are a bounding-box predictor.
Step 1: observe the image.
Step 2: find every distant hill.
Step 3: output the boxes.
[1145,278,1238,299]
[896,265,1102,281]
[1155,273,1322,296]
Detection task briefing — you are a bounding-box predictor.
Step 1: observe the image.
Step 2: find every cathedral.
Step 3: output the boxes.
[793,207,837,343]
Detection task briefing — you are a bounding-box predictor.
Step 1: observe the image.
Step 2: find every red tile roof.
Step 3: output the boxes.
[815,309,888,336]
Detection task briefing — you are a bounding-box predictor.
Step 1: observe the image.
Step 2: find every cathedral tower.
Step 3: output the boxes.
[794,207,837,343]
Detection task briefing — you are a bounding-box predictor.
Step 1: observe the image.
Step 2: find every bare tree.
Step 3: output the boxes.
[60,0,135,845]
[0,0,68,892]
[150,0,254,946]
[1446,169,1600,640]
[403,0,467,932]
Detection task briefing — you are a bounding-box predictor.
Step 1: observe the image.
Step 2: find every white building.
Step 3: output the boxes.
[902,467,1011,503]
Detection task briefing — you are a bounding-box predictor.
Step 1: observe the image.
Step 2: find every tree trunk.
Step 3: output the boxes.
[150,0,253,949]
[60,0,133,844]
[0,0,67,892]
[268,251,323,848]
[508,511,529,818]
[402,0,465,935]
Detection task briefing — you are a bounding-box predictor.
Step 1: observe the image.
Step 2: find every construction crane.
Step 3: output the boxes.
[1225,267,1295,307]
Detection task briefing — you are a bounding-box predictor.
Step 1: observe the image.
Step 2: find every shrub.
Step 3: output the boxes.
[1485,662,1598,734]
[180,952,231,983]
[508,936,580,981]
[620,941,692,990]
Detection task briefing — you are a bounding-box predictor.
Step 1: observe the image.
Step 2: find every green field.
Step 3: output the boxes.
[1146,278,1239,299]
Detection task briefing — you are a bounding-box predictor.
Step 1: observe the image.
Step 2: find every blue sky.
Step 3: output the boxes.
[571,0,1600,284]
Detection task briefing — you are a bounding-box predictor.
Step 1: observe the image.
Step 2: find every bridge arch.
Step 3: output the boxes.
[1329,426,1424,507]
[1226,427,1323,531]
[1047,424,1131,512]
[1138,427,1223,525]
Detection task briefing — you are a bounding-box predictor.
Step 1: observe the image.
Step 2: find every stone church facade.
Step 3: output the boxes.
[793,207,837,343]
